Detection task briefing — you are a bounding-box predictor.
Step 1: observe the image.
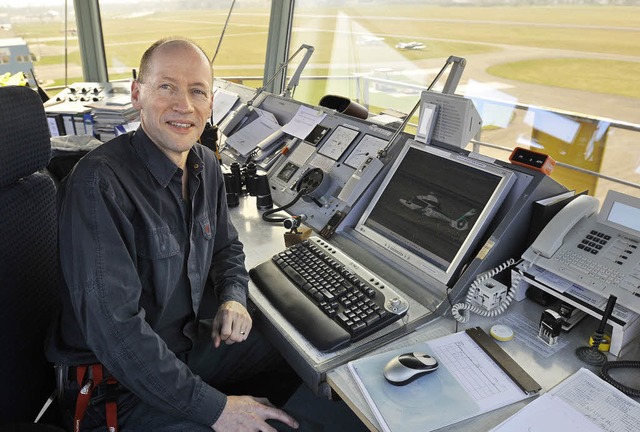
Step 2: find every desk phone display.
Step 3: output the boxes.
[522,190,640,314]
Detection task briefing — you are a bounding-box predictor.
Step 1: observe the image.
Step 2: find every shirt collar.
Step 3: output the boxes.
[132,127,204,188]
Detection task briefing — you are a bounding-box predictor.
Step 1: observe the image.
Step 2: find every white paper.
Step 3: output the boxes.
[224,116,280,157]
[344,134,388,169]
[428,331,526,412]
[281,105,326,140]
[211,88,239,124]
[317,125,360,160]
[349,331,531,432]
[490,393,602,432]
[491,368,640,432]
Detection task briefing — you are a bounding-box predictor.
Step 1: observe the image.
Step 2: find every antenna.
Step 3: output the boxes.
[211,0,237,65]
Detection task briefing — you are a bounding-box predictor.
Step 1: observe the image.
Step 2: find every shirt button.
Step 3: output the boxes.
[194,163,199,169]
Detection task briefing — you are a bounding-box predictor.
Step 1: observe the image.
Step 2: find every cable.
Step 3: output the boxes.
[261,188,307,223]
[451,258,520,323]
[445,285,459,333]
[600,360,640,398]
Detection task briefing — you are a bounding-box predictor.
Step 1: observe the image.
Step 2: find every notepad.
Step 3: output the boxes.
[348,328,539,432]
[490,368,640,432]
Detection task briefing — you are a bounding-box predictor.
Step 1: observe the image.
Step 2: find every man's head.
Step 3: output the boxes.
[131,37,213,167]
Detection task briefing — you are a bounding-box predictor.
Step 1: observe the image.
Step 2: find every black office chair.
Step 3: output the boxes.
[0,86,65,431]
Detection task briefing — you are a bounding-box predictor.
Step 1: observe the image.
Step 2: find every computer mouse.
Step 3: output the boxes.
[383,352,439,386]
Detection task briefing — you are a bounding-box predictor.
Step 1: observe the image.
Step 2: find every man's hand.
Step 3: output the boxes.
[211,396,298,432]
[211,300,252,347]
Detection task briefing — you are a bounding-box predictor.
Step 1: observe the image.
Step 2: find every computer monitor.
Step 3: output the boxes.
[355,143,516,285]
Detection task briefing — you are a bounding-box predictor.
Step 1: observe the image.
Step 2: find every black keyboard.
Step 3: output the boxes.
[249,237,409,352]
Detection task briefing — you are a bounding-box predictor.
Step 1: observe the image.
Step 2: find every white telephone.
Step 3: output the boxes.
[526,194,599,259]
[521,190,640,315]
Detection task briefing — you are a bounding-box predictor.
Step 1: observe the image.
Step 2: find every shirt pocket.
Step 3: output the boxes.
[197,214,214,241]
[135,225,180,259]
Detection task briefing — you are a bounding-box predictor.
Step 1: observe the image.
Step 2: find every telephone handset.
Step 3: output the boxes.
[527,195,599,260]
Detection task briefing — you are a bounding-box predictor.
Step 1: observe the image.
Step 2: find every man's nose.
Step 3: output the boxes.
[171,88,194,111]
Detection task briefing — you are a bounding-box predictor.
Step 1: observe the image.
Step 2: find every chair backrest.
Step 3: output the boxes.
[0,86,61,425]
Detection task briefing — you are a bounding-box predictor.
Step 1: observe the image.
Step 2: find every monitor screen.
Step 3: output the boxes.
[355,143,516,285]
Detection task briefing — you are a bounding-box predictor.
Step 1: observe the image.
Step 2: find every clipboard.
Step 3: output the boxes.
[348,327,540,432]
[465,327,541,394]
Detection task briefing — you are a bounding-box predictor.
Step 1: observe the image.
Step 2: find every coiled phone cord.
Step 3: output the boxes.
[451,258,520,323]
[600,360,640,398]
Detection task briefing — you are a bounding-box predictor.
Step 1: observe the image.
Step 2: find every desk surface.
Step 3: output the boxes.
[229,194,640,431]
[328,301,624,431]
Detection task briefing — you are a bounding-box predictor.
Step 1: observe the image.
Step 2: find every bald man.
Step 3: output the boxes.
[47,37,299,432]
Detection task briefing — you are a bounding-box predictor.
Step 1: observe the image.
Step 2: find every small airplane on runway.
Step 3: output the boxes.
[395,41,425,50]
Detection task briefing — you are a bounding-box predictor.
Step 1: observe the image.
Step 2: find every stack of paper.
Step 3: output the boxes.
[490,368,640,432]
[87,96,139,141]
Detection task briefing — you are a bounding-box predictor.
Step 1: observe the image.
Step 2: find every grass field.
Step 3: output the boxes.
[488,58,640,99]
[12,4,640,100]
[7,3,638,196]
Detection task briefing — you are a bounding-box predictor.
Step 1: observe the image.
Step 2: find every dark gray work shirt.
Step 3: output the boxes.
[46,128,248,426]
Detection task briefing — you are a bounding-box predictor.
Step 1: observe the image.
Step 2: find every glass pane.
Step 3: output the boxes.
[1,2,79,90]
[289,3,640,199]
[99,1,270,89]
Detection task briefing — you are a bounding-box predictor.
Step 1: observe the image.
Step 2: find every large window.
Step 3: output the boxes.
[2,0,638,200]
[100,0,271,88]
[289,1,640,200]
[0,1,79,88]
[1,1,271,89]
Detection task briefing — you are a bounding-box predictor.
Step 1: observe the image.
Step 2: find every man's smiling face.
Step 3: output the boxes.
[131,40,213,167]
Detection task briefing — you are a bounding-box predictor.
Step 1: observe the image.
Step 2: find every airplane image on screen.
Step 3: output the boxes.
[399,193,477,231]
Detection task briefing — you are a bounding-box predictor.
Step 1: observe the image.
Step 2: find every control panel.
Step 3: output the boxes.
[217,89,407,236]
[44,81,132,106]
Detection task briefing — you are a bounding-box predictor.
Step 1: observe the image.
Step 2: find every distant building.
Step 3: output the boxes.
[0,37,35,87]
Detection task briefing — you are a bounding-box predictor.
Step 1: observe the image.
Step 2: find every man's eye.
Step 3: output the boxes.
[159,84,172,90]
[193,89,208,96]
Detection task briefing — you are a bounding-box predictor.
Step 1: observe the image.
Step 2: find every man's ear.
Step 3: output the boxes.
[131,80,142,110]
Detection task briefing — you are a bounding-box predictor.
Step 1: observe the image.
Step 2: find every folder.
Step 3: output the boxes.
[527,190,588,245]
[62,114,75,135]
[46,114,65,137]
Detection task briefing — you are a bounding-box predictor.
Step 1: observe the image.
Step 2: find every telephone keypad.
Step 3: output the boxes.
[580,230,610,255]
